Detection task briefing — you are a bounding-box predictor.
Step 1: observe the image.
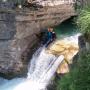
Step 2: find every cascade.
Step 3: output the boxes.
[0,34,80,90]
[0,46,64,90]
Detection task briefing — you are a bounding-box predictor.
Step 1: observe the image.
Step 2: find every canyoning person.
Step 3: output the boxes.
[50,28,56,41]
[47,28,53,41]
[40,27,56,47]
[45,27,56,47]
[45,28,52,47]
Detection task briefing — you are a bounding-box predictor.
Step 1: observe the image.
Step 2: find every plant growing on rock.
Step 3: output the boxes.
[55,7,90,90]
[77,8,90,33]
[77,7,90,43]
[56,52,90,90]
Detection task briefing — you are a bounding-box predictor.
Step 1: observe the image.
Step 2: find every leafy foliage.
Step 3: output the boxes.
[56,52,90,90]
[55,4,90,90]
[77,8,90,33]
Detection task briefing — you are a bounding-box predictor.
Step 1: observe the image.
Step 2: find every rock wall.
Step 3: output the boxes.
[78,33,90,53]
[0,12,41,79]
[0,0,14,9]
[0,4,76,79]
[76,0,90,8]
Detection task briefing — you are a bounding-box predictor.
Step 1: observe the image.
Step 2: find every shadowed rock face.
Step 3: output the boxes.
[0,13,16,39]
[0,12,41,79]
[0,0,14,9]
[0,2,76,79]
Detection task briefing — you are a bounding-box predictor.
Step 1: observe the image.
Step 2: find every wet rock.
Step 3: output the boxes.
[47,35,79,74]
[0,13,41,79]
[78,35,86,51]
[78,34,90,54]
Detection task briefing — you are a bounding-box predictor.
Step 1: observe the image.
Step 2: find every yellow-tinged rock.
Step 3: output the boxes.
[57,60,69,74]
[46,36,79,74]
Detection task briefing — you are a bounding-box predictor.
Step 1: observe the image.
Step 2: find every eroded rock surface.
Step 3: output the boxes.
[46,34,79,74]
[0,13,41,79]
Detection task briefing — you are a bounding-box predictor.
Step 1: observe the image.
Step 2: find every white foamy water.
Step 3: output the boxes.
[0,34,80,90]
[0,46,64,90]
[13,53,64,90]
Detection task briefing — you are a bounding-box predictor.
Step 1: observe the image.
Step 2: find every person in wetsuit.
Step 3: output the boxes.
[50,28,56,41]
[46,28,56,47]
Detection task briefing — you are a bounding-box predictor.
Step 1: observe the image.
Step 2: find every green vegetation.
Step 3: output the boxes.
[56,52,90,90]
[77,7,90,42]
[77,7,90,33]
[55,6,90,90]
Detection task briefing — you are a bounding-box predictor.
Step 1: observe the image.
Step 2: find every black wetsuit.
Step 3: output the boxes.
[52,32,56,40]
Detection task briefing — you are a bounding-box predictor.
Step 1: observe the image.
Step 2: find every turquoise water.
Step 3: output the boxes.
[54,18,79,39]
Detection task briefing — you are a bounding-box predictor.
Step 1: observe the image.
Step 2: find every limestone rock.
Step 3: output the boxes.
[0,13,40,79]
[47,36,79,74]
[57,61,69,74]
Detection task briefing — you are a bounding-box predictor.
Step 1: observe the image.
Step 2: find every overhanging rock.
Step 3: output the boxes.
[0,3,77,79]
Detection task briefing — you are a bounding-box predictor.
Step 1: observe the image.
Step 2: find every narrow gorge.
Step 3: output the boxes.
[0,0,84,90]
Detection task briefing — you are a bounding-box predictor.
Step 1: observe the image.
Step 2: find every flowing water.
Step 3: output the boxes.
[0,18,79,90]
[0,46,64,90]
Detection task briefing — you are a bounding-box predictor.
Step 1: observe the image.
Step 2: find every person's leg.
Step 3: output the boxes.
[45,39,50,47]
[45,39,53,47]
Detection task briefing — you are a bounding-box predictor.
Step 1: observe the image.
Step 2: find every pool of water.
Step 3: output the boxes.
[54,17,79,39]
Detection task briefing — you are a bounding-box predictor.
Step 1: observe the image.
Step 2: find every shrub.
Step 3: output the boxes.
[56,52,90,90]
[77,8,90,33]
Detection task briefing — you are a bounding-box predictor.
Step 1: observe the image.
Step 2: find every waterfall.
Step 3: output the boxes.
[0,33,80,90]
[13,46,64,90]
[0,45,64,90]
[28,46,64,82]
